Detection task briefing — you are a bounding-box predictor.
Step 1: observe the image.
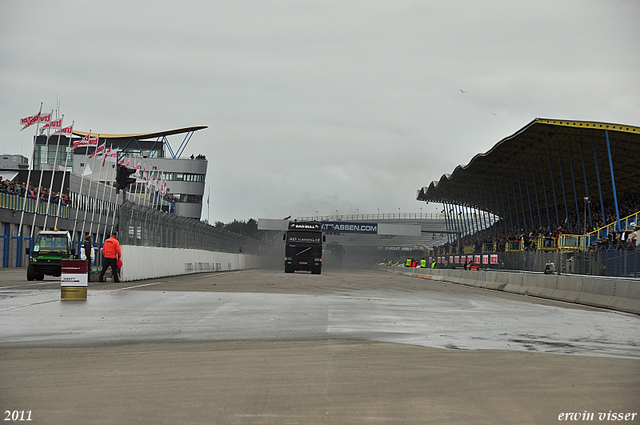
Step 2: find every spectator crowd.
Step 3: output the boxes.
[0,177,71,206]
[438,191,640,253]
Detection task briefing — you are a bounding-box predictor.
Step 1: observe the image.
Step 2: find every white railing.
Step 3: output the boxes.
[297,213,447,221]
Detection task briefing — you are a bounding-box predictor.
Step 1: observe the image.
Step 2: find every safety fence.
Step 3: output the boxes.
[117,201,262,255]
[427,249,639,278]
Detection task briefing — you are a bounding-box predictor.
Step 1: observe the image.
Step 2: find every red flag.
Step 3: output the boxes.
[118,156,125,165]
[38,113,51,123]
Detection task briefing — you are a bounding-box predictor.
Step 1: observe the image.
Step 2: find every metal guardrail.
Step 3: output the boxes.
[482,243,495,253]
[0,192,70,219]
[505,240,524,252]
[587,211,639,244]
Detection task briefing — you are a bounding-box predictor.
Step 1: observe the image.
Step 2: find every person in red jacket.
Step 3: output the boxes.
[99,232,121,282]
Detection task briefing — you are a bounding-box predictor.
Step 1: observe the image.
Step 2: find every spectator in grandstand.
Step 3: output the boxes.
[607,229,615,249]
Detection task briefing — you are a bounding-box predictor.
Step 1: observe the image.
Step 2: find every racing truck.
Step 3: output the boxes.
[26,230,75,281]
[284,221,326,274]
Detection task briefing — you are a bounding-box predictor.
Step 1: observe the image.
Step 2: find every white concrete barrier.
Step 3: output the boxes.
[119,246,265,282]
[377,265,640,315]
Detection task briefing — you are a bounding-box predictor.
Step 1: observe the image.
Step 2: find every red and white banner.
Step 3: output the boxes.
[57,125,73,135]
[20,112,41,130]
[146,171,154,189]
[88,142,106,159]
[103,147,118,165]
[490,254,498,264]
[73,134,91,150]
[160,176,167,195]
[40,118,63,133]
[73,134,99,150]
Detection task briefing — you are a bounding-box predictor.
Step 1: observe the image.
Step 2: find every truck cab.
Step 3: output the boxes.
[26,230,75,281]
[284,221,325,274]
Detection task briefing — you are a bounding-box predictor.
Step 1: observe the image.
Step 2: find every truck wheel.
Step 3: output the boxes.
[285,265,294,273]
[311,266,321,275]
[27,265,36,281]
[36,272,45,281]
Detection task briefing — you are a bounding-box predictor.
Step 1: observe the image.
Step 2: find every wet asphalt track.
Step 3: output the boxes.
[1,268,638,358]
[1,268,639,425]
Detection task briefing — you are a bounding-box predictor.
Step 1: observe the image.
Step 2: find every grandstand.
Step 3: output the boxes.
[416,118,639,277]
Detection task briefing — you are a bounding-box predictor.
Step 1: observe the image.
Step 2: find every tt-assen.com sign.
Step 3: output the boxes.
[322,221,378,234]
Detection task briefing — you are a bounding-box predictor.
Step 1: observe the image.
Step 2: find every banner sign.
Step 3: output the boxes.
[61,260,88,287]
[61,260,88,300]
[321,221,378,234]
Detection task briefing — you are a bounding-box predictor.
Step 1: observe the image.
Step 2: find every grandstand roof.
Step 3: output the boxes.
[72,126,207,140]
[417,118,639,226]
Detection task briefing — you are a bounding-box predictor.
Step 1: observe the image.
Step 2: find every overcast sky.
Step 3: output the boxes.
[1,1,638,223]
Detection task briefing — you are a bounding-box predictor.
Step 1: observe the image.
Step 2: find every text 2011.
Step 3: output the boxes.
[4,411,32,421]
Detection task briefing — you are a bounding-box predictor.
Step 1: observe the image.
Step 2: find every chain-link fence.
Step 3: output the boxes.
[497,249,639,278]
[118,201,261,255]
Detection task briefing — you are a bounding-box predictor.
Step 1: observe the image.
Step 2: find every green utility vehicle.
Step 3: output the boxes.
[26,230,75,281]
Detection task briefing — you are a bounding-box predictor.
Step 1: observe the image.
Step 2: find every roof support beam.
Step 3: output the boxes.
[579,142,594,230]
[568,145,581,232]
[605,130,621,231]
[557,150,570,232]
[592,135,606,228]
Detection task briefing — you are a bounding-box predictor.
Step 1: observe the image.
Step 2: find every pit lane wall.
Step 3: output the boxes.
[119,246,265,282]
[377,265,640,315]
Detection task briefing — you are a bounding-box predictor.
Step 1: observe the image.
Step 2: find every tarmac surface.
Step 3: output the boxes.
[1,267,639,424]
